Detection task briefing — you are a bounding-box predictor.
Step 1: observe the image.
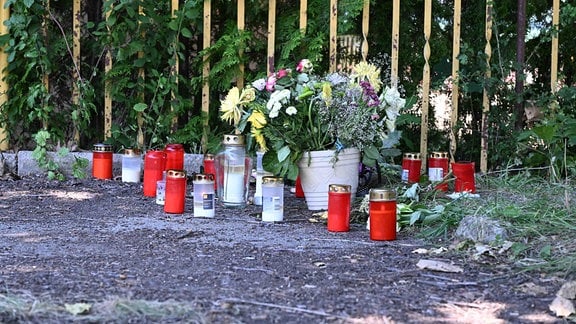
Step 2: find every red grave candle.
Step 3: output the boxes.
[164,169,187,214]
[143,150,166,197]
[203,153,217,190]
[164,143,184,171]
[369,188,397,241]
[327,184,352,232]
[92,143,113,180]
[428,151,449,191]
[401,153,421,184]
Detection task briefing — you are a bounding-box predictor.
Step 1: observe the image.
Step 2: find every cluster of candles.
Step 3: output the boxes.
[402,151,476,193]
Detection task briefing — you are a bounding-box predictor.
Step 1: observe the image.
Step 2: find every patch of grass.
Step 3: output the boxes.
[0,292,207,323]
[420,172,576,276]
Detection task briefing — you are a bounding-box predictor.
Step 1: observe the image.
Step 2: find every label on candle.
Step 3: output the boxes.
[156,180,166,205]
[262,196,283,222]
[202,193,214,210]
[401,169,409,182]
[428,167,443,182]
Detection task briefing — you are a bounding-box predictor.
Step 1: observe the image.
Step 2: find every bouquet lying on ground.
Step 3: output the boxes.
[220,59,405,180]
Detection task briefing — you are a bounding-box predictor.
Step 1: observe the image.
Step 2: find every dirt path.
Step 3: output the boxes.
[0,177,563,323]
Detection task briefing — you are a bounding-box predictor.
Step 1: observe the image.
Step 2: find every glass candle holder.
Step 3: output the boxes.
[401,152,421,184]
[369,188,397,241]
[428,151,449,191]
[143,150,166,197]
[193,173,215,218]
[164,169,187,214]
[215,134,252,207]
[327,184,352,232]
[92,143,113,180]
[261,176,284,222]
[122,148,142,183]
[164,143,184,171]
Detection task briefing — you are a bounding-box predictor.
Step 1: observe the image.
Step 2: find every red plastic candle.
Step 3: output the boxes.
[451,161,476,193]
[369,188,397,241]
[327,184,352,232]
[428,151,449,191]
[295,175,305,198]
[92,144,113,180]
[164,143,184,171]
[164,169,187,214]
[143,150,166,197]
[401,153,421,184]
[203,154,217,190]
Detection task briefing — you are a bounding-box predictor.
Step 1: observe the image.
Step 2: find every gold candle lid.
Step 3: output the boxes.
[93,143,113,152]
[403,152,421,160]
[369,188,396,201]
[429,151,448,159]
[262,176,284,185]
[124,148,141,157]
[167,169,187,178]
[329,184,351,193]
[222,134,245,146]
[193,173,214,183]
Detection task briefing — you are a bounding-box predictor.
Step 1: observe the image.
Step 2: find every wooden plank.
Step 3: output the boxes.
[300,0,308,34]
[42,0,50,130]
[449,0,461,163]
[137,5,145,149]
[551,0,560,92]
[329,0,337,72]
[480,2,493,173]
[391,0,400,87]
[72,0,80,142]
[419,0,432,172]
[202,0,211,147]
[0,3,9,150]
[267,0,276,75]
[104,4,113,140]
[361,0,369,62]
[171,0,179,131]
[237,0,245,90]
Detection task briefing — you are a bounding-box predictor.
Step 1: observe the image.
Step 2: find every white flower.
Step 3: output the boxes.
[383,86,406,111]
[286,106,297,115]
[386,119,396,132]
[269,89,291,104]
[252,78,266,91]
[269,101,281,119]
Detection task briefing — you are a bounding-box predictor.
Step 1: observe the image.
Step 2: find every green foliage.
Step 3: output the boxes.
[32,130,65,180]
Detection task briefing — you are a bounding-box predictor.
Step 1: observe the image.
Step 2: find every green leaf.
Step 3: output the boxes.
[277,146,291,163]
[409,211,422,225]
[532,125,556,143]
[181,27,193,38]
[133,103,148,112]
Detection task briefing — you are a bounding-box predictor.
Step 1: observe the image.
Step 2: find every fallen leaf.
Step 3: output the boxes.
[64,303,91,315]
[416,259,463,273]
[549,296,575,317]
[313,261,326,268]
[558,281,576,299]
[411,248,429,254]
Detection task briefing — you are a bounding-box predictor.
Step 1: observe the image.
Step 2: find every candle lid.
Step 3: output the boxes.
[204,153,215,161]
[369,188,396,201]
[93,143,113,152]
[124,148,141,157]
[166,169,187,178]
[329,184,351,193]
[193,173,214,183]
[222,134,245,146]
[165,143,184,151]
[262,176,284,185]
[429,151,448,159]
[403,152,421,160]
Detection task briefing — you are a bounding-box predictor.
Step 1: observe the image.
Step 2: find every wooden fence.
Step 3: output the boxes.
[0,0,562,174]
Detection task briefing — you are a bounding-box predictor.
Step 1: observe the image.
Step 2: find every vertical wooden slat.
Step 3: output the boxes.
[300,0,308,34]
[391,0,400,87]
[42,1,50,130]
[0,3,9,150]
[171,0,179,131]
[104,5,113,140]
[419,0,432,173]
[361,0,369,62]
[72,0,80,142]
[449,0,461,162]
[267,0,276,75]
[137,4,145,149]
[237,0,245,90]
[480,2,493,173]
[551,0,560,92]
[329,0,337,72]
[201,0,211,146]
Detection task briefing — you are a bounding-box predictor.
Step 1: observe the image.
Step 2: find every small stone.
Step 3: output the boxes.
[549,295,575,317]
[558,281,576,299]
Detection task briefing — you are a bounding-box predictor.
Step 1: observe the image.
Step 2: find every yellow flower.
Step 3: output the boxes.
[251,127,268,151]
[353,61,382,92]
[220,87,244,126]
[248,110,267,129]
[240,87,256,104]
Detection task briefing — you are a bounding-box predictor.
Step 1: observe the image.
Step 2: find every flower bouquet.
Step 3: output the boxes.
[220,59,405,181]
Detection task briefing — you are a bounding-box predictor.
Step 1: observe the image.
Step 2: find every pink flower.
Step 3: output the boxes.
[371,113,380,120]
[276,69,289,79]
[265,75,277,92]
[296,59,313,73]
